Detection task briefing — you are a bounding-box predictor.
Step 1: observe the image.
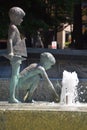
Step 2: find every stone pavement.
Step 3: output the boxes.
[0,101,87,112]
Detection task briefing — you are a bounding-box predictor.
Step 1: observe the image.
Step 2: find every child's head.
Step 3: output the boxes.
[9,7,25,25]
[40,52,56,70]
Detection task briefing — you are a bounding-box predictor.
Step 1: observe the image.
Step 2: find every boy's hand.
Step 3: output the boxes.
[53,93,59,103]
[9,52,14,58]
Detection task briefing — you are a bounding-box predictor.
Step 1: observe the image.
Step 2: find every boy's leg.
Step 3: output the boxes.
[9,60,21,103]
[24,77,39,102]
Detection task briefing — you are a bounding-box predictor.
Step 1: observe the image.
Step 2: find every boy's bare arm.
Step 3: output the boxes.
[38,66,54,88]
[39,66,59,99]
[7,25,16,56]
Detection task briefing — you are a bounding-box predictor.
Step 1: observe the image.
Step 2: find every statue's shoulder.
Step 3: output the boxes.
[26,63,38,70]
[38,65,45,72]
[9,24,17,31]
[20,63,38,75]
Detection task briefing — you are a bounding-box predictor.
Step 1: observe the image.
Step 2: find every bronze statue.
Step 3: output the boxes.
[7,7,27,103]
[7,7,59,103]
[18,52,59,103]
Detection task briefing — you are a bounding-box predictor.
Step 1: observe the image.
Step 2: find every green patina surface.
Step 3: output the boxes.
[0,110,87,130]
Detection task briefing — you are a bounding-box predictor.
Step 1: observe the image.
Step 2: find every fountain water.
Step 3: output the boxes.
[60,70,79,105]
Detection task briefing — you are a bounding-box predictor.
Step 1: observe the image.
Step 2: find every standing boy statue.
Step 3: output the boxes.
[7,7,27,103]
[17,52,59,103]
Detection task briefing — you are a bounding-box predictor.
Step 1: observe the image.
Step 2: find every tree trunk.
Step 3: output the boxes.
[73,3,82,49]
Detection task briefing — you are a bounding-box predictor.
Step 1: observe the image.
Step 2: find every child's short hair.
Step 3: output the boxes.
[9,7,25,21]
[40,52,56,65]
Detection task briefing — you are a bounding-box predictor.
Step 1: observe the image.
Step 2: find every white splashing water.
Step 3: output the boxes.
[60,70,79,105]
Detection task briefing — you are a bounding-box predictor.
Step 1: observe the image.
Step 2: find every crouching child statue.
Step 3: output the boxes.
[17,52,59,103]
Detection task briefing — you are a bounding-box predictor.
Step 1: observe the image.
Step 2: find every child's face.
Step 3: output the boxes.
[44,61,53,70]
[15,15,23,25]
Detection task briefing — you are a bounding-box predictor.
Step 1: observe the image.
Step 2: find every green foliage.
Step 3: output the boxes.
[0,6,9,39]
[0,0,86,38]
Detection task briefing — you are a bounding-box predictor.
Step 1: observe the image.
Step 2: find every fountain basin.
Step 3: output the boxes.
[0,49,87,129]
[0,101,87,130]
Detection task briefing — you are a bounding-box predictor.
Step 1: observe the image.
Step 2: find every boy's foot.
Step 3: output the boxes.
[9,98,21,103]
[54,95,59,103]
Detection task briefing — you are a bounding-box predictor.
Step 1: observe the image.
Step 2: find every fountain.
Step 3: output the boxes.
[0,69,87,130]
[60,70,79,105]
[0,6,87,130]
